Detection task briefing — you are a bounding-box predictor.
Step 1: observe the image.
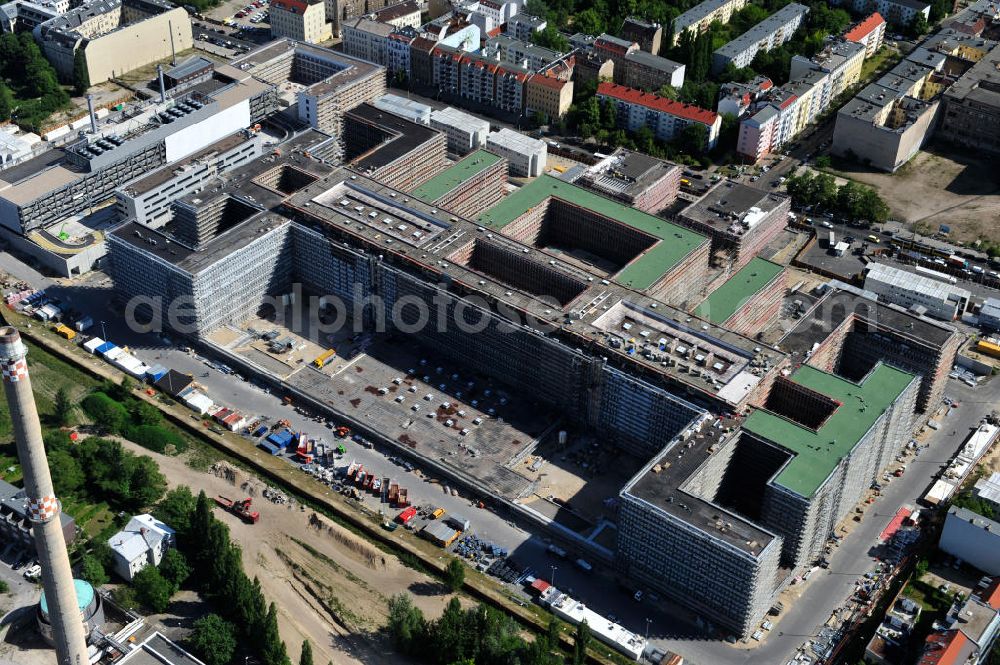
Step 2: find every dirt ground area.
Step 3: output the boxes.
[119,440,465,665]
[827,147,1000,244]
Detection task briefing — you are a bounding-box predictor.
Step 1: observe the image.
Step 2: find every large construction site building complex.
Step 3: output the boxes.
[105,95,955,641]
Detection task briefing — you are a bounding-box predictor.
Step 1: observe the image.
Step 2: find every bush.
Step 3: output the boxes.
[132,565,174,613]
[125,424,187,454]
[189,614,237,665]
[78,553,109,587]
[81,392,129,434]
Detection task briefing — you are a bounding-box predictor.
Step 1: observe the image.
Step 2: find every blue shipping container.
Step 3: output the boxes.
[253,425,268,438]
[259,441,281,455]
[267,429,294,448]
[146,364,168,382]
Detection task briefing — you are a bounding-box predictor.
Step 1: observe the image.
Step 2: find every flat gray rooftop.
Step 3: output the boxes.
[624,419,777,556]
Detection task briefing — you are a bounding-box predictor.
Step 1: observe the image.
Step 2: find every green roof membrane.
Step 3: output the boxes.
[744,363,915,498]
[411,150,504,202]
[693,257,783,324]
[478,175,706,291]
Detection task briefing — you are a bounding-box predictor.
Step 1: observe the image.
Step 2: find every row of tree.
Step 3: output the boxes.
[154,488,292,665]
[387,594,591,665]
[0,33,70,131]
[784,170,890,224]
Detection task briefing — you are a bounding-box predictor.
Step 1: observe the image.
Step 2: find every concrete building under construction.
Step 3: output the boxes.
[677,179,791,273]
[105,129,933,641]
[779,287,963,413]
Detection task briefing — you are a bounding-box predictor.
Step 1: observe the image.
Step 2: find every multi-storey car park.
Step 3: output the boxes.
[105,124,954,641]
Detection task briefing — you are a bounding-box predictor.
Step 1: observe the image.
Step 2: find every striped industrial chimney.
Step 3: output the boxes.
[0,327,89,665]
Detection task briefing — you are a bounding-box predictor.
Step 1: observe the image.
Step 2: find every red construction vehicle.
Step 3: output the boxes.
[396,506,417,524]
[215,495,260,524]
[335,426,350,438]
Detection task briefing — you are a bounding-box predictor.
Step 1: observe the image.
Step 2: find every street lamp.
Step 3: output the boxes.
[645,618,652,640]
[100,320,107,340]
[550,565,557,588]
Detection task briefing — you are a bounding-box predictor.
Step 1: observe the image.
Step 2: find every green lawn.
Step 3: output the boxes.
[0,340,99,484]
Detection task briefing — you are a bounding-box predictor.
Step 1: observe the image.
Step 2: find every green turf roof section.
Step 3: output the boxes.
[478,175,706,291]
[411,150,503,202]
[744,363,915,498]
[693,257,783,324]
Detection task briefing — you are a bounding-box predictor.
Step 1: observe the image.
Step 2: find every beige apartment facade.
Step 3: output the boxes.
[270,0,331,44]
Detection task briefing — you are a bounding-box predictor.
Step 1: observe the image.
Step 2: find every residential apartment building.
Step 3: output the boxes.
[738,39,866,162]
[618,51,686,90]
[573,52,615,88]
[270,0,330,44]
[525,74,573,120]
[864,262,971,320]
[35,0,193,84]
[597,82,722,148]
[832,46,947,171]
[712,3,808,74]
[485,128,546,176]
[457,52,531,113]
[938,42,1000,156]
[940,507,1000,575]
[487,34,564,71]
[592,32,686,89]
[342,16,394,63]
[717,76,773,117]
[620,16,662,54]
[671,0,749,46]
[430,106,491,154]
[325,0,393,36]
[831,0,930,27]
[506,13,546,41]
[386,26,417,78]
[373,0,420,28]
[844,12,887,58]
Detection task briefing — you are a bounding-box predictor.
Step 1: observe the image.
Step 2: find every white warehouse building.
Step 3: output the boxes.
[863,262,970,321]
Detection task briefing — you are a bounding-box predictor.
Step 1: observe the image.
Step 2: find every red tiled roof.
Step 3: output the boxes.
[597,82,718,125]
[530,74,568,90]
[594,37,630,56]
[778,94,798,110]
[917,631,968,665]
[758,78,773,91]
[844,12,885,42]
[272,0,309,13]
